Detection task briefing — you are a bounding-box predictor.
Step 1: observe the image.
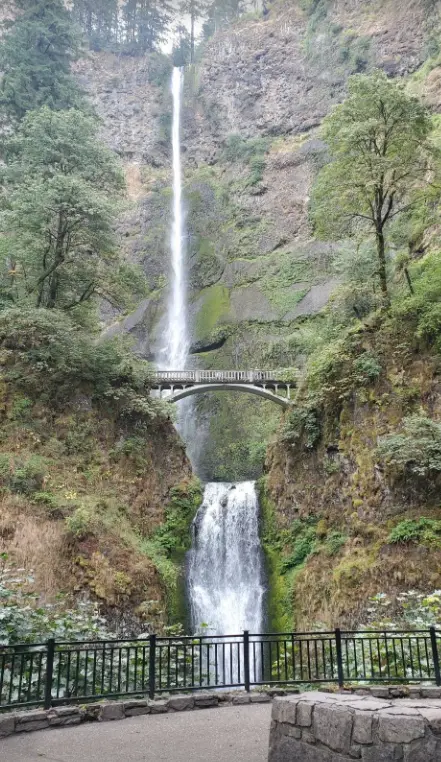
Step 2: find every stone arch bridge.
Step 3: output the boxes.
[147,371,295,409]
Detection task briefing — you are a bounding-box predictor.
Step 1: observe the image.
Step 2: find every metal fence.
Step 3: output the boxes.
[1,628,440,711]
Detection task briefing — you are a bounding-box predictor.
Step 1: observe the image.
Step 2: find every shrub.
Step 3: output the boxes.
[377,414,441,482]
[65,506,96,539]
[0,555,109,645]
[0,454,47,495]
[282,404,322,449]
[325,531,348,556]
[281,521,318,573]
[0,308,166,422]
[352,353,382,385]
[388,518,441,546]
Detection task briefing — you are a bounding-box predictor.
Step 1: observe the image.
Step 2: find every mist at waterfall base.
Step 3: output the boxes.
[188,483,265,637]
[161,69,266,647]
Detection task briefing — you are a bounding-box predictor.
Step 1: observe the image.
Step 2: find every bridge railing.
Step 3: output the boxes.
[2,628,440,709]
[146,370,286,384]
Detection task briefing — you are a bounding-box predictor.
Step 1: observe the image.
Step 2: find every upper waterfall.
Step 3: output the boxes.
[162,67,189,371]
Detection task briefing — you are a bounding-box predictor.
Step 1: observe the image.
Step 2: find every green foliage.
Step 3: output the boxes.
[303,0,371,77]
[71,0,119,51]
[377,415,441,483]
[331,242,380,320]
[325,531,347,556]
[223,134,269,186]
[65,506,96,539]
[155,480,203,554]
[0,0,84,123]
[387,518,441,546]
[0,453,48,495]
[312,70,438,303]
[122,0,174,54]
[307,338,349,395]
[223,134,269,162]
[0,309,167,424]
[280,520,318,574]
[282,404,322,450]
[0,107,147,314]
[391,251,441,351]
[141,480,202,621]
[203,0,248,39]
[147,52,174,88]
[0,555,109,645]
[352,353,382,385]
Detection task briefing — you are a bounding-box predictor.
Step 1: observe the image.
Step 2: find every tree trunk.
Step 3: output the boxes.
[376,229,390,307]
[190,12,195,63]
[404,267,415,295]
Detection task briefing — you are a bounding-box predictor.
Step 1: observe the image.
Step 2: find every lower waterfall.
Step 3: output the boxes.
[188,481,265,637]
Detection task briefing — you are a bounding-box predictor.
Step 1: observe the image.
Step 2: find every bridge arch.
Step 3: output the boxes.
[167,383,292,409]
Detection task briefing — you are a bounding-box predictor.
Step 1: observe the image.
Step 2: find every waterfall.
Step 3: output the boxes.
[163,67,189,370]
[161,70,266,655]
[188,482,265,636]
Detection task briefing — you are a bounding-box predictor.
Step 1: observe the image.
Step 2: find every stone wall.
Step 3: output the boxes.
[0,690,274,740]
[269,692,441,762]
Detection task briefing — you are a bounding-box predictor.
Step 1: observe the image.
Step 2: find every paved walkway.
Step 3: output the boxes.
[3,704,272,762]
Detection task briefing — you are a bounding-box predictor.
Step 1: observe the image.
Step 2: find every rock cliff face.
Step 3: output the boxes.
[263,332,441,630]
[0,378,197,633]
[80,0,440,477]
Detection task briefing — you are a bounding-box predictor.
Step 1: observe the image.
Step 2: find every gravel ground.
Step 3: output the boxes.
[2,703,272,762]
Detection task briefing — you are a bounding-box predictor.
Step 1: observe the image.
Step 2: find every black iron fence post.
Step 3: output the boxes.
[149,634,157,700]
[243,630,251,692]
[335,629,344,688]
[44,638,55,710]
[430,627,441,686]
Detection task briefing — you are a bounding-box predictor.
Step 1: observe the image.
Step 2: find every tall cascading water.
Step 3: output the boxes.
[162,69,266,653]
[161,67,201,466]
[162,67,189,370]
[188,482,265,679]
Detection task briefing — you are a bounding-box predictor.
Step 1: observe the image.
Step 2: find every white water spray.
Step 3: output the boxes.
[188,482,265,635]
[161,70,266,650]
[163,67,189,370]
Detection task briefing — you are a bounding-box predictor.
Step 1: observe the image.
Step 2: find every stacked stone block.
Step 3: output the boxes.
[269,692,441,762]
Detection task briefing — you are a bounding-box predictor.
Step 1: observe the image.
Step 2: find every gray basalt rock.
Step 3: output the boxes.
[101,703,125,722]
[313,704,354,754]
[167,695,195,711]
[378,712,425,744]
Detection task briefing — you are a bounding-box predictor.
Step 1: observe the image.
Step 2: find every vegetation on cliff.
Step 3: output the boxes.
[262,67,441,630]
[0,0,200,640]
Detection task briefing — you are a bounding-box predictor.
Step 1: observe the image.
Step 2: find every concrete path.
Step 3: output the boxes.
[2,704,272,762]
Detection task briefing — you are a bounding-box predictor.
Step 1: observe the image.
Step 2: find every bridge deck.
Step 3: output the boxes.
[147,370,293,388]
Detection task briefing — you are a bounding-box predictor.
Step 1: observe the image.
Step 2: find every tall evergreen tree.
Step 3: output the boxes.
[179,0,208,62]
[122,0,173,54]
[0,0,84,123]
[71,0,119,50]
[203,0,247,37]
[172,24,192,67]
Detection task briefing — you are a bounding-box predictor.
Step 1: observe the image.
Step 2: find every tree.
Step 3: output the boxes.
[312,70,437,306]
[172,24,192,67]
[203,0,247,37]
[0,0,84,123]
[71,0,119,50]
[122,0,173,54]
[179,0,208,63]
[0,107,146,313]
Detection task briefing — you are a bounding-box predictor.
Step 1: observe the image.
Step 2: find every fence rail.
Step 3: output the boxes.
[146,370,290,385]
[1,629,440,711]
